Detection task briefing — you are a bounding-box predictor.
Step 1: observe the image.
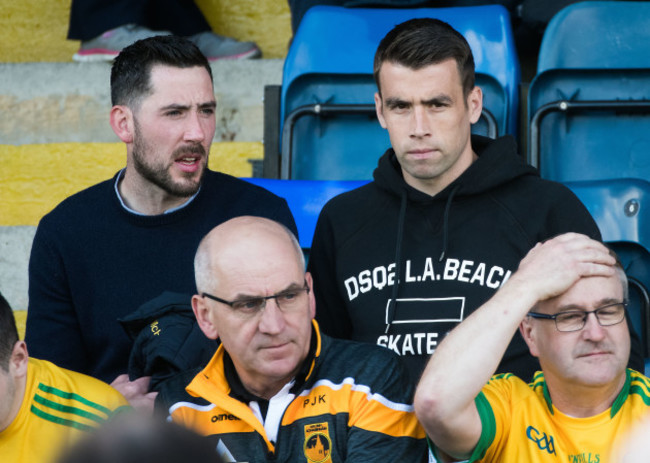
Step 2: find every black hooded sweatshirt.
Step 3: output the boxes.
[308,135,640,383]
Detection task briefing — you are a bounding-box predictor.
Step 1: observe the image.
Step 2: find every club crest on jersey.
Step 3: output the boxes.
[526,426,556,455]
[304,422,332,463]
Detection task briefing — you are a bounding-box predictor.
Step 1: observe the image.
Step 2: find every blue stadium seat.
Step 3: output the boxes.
[565,179,650,248]
[242,178,368,250]
[566,179,650,370]
[270,5,520,180]
[527,1,650,182]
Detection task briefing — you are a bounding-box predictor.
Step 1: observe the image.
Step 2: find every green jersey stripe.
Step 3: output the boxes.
[33,393,108,424]
[37,382,112,415]
[30,405,96,432]
[630,377,650,394]
[629,384,650,405]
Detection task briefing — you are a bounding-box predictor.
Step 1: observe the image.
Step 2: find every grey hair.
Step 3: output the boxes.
[613,258,629,301]
[193,236,213,295]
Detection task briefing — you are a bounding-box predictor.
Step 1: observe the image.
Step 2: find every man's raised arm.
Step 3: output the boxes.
[413,233,616,460]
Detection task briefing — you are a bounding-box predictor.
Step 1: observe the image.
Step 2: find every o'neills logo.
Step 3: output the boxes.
[303,422,332,463]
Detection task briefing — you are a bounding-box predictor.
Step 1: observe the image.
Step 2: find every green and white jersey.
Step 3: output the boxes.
[462,369,650,463]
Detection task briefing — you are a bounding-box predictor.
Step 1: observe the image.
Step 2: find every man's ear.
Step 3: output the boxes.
[374,92,387,129]
[519,319,540,358]
[109,105,134,143]
[9,341,28,378]
[467,86,483,125]
[192,295,219,340]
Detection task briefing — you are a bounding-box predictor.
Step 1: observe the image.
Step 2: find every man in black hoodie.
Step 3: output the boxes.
[308,18,641,383]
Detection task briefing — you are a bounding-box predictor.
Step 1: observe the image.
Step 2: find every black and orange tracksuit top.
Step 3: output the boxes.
[159,321,427,462]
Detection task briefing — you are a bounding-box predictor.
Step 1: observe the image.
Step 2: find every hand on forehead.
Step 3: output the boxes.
[515,233,617,304]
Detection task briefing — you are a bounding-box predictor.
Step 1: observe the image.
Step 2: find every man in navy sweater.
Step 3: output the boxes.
[25,36,296,409]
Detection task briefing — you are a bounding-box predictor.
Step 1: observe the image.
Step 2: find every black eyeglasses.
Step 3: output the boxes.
[202,281,309,318]
[527,301,627,332]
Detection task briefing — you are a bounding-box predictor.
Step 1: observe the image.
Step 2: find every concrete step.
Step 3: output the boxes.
[0,141,263,225]
[0,226,34,314]
[0,0,292,63]
[0,59,283,145]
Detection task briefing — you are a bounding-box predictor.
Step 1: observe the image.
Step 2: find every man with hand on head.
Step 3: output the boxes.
[157,216,426,462]
[415,233,650,462]
[26,35,296,410]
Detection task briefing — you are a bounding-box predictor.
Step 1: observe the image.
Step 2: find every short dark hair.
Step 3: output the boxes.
[373,18,475,97]
[0,292,19,371]
[110,35,213,108]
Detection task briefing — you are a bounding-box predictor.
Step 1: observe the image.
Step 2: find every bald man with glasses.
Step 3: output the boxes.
[156,216,427,463]
[414,233,650,462]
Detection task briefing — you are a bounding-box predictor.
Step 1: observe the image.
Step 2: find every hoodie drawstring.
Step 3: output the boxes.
[439,185,460,262]
[385,184,460,333]
[385,190,408,334]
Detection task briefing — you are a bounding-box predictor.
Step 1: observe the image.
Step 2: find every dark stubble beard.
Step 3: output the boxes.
[132,119,206,198]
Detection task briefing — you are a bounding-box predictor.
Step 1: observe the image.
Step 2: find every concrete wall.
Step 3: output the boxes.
[0,0,293,62]
[0,59,283,144]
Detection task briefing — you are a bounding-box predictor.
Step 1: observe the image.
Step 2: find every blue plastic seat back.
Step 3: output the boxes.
[565,179,650,250]
[528,1,650,182]
[537,1,650,72]
[242,178,368,249]
[612,241,650,364]
[282,5,520,180]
